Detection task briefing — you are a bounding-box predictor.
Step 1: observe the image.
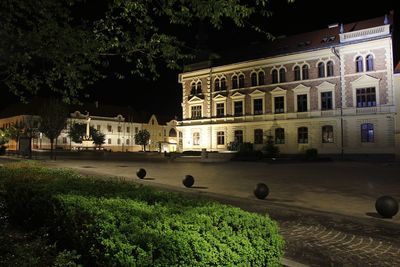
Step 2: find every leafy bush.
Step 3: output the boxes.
[0,162,284,267]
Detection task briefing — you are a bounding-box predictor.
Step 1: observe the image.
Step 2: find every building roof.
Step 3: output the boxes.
[184,13,394,72]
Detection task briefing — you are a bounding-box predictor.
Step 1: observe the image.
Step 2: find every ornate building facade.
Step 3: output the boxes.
[178,14,400,157]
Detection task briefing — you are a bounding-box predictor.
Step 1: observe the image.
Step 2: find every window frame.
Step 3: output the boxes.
[322,125,334,143]
[275,128,285,144]
[361,123,374,143]
[217,131,225,145]
[297,127,308,144]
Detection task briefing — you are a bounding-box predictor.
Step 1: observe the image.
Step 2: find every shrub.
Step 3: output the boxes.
[1,163,284,266]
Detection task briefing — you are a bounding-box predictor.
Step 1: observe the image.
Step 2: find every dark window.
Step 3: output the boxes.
[272,69,278,84]
[191,83,196,95]
[232,76,238,89]
[253,99,263,115]
[356,87,376,107]
[356,56,363,72]
[107,125,112,132]
[126,127,130,133]
[274,96,285,113]
[191,105,202,118]
[217,131,225,145]
[117,138,121,145]
[294,66,301,81]
[62,137,67,144]
[196,82,202,94]
[234,130,243,144]
[169,128,177,137]
[97,125,101,131]
[321,91,333,110]
[298,127,308,144]
[318,62,325,78]
[297,94,308,112]
[279,68,286,82]
[322,125,334,143]
[108,138,111,144]
[302,65,309,80]
[214,78,220,91]
[118,126,122,132]
[251,73,258,86]
[126,139,130,145]
[258,72,265,85]
[327,61,334,76]
[366,54,374,71]
[234,101,243,116]
[254,129,263,144]
[216,103,224,117]
[275,128,285,144]
[221,78,227,90]
[361,123,374,142]
[238,74,245,88]
[193,132,200,145]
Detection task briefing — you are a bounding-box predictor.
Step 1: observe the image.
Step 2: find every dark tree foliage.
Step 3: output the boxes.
[134,129,150,151]
[0,0,286,103]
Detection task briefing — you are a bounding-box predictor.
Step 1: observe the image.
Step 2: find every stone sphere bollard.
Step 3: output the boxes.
[375,196,399,218]
[136,168,146,179]
[254,183,269,199]
[183,175,194,188]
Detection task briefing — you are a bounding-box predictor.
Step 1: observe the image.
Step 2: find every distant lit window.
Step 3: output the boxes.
[322,125,334,143]
[217,131,225,145]
[254,129,263,144]
[275,128,285,144]
[327,61,334,76]
[366,54,374,71]
[356,56,363,72]
[302,65,309,80]
[318,62,325,78]
[361,123,374,142]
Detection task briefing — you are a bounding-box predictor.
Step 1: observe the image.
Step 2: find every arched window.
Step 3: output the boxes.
[191,83,196,95]
[220,77,226,90]
[232,76,238,89]
[322,125,334,143]
[298,127,308,144]
[272,69,278,84]
[238,74,245,88]
[318,62,325,78]
[327,61,334,77]
[279,68,286,83]
[366,54,374,71]
[251,72,258,86]
[258,72,265,85]
[294,66,301,81]
[275,128,285,144]
[196,82,202,94]
[361,123,374,143]
[169,128,177,137]
[214,78,220,91]
[356,56,363,72]
[302,65,309,80]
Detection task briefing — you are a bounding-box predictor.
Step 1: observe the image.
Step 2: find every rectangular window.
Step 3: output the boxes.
[234,101,243,116]
[234,130,243,144]
[253,99,263,115]
[254,129,263,144]
[275,128,285,144]
[108,138,111,144]
[107,125,112,132]
[118,126,122,132]
[126,127,130,133]
[298,127,308,144]
[297,94,308,112]
[356,87,376,107]
[97,125,101,131]
[191,105,202,119]
[321,92,333,110]
[361,123,374,142]
[126,139,130,145]
[217,131,225,145]
[216,103,225,117]
[135,127,139,134]
[322,125,334,143]
[193,132,200,145]
[62,137,67,144]
[274,96,284,113]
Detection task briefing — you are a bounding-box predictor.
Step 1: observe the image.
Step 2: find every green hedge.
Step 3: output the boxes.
[0,162,284,266]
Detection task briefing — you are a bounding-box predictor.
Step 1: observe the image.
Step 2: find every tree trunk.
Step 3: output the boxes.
[50,139,54,160]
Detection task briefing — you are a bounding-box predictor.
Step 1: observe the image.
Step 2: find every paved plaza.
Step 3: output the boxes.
[2,157,400,266]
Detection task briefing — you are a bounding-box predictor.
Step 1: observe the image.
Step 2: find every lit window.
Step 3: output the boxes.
[356,87,376,107]
[366,54,374,71]
[298,127,308,144]
[193,132,200,145]
[234,130,243,144]
[356,56,363,72]
[361,123,374,142]
[254,129,263,144]
[318,62,325,78]
[321,92,333,110]
[217,131,225,145]
[253,99,263,115]
[191,105,202,119]
[322,125,334,143]
[275,128,285,144]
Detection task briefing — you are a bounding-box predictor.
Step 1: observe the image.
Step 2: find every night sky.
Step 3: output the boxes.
[0,0,396,118]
